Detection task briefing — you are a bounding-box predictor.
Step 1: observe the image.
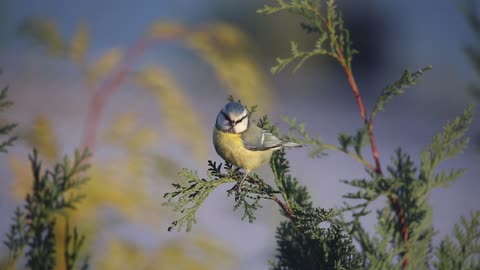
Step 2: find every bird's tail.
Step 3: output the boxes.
[282,142,304,148]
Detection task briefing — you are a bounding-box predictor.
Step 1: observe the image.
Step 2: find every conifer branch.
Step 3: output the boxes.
[3,149,91,270]
[283,116,376,171]
[258,0,382,173]
[434,211,480,269]
[257,2,441,268]
[164,114,337,235]
[272,195,294,219]
[335,39,383,176]
[0,79,18,153]
[164,160,284,231]
[163,159,296,231]
[64,220,87,270]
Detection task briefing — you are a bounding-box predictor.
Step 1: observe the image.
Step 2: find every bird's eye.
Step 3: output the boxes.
[235,115,248,125]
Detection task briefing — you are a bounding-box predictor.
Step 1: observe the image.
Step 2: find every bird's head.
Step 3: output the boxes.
[215,102,249,134]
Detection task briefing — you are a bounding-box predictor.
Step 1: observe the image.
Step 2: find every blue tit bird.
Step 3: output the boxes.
[213,102,302,188]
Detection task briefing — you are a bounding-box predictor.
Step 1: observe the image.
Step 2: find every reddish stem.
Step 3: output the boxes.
[81,37,152,150]
[341,65,382,175]
[341,63,409,268]
[80,26,188,151]
[390,194,410,267]
[273,195,294,219]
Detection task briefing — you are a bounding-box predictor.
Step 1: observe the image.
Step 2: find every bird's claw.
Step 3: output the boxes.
[227,171,249,201]
[227,182,243,201]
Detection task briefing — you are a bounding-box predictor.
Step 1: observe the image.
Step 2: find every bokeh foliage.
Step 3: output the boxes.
[4,16,273,270]
[19,18,273,114]
[5,149,91,270]
[0,79,17,153]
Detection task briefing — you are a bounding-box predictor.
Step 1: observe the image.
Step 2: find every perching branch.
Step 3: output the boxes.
[164,159,293,232]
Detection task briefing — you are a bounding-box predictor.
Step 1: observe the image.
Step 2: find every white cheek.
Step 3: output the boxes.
[234,120,248,133]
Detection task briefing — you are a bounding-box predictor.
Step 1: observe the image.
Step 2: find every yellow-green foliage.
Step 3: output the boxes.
[9,90,232,270]
[96,237,233,270]
[185,23,273,112]
[7,17,272,269]
[86,48,122,86]
[136,65,207,158]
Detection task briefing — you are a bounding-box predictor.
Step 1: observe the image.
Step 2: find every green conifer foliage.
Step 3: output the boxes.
[1,74,91,270]
[0,75,17,153]
[434,211,480,270]
[4,149,91,270]
[165,1,479,269]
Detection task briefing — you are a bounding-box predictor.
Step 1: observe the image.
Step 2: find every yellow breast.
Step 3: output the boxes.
[212,128,273,172]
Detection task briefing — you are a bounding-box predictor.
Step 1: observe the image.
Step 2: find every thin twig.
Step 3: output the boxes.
[323,144,376,171]
[81,37,152,150]
[340,66,381,173]
[324,6,409,260]
[389,193,410,267]
[320,3,383,174]
[272,195,294,220]
[339,57,409,268]
[80,25,189,151]
[308,4,410,265]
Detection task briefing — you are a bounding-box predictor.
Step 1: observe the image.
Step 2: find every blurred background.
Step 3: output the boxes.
[0,0,479,269]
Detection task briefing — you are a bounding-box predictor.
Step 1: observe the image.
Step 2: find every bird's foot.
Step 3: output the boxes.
[227,173,249,201]
[227,182,243,201]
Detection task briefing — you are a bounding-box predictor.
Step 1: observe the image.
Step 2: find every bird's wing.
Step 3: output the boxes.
[241,124,284,151]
